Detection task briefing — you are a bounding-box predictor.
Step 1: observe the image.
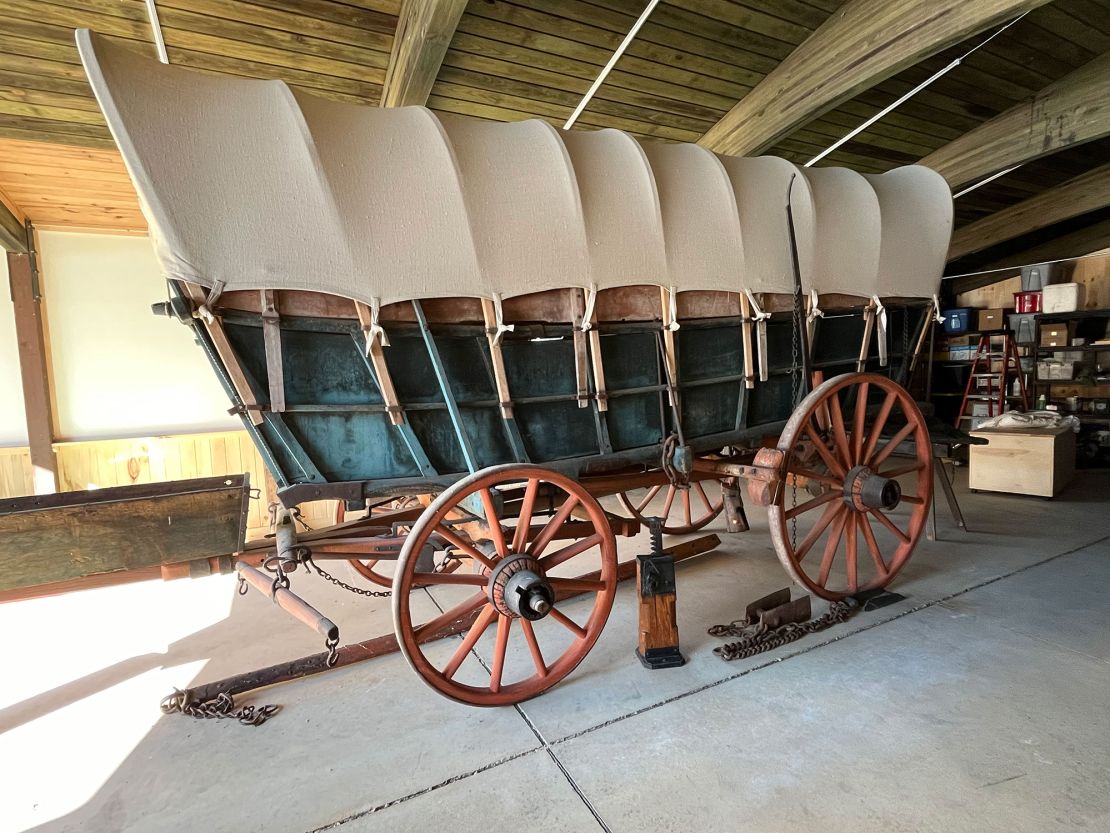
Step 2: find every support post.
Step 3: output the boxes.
[635,518,685,670]
[8,234,58,494]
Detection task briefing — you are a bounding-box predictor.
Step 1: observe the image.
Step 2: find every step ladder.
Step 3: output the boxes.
[955,331,1029,427]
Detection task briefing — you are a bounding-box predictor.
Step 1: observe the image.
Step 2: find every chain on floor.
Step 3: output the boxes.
[160,689,280,726]
[708,598,858,661]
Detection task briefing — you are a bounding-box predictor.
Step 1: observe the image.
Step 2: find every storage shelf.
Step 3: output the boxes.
[1035,345,1109,353]
[1035,309,1110,322]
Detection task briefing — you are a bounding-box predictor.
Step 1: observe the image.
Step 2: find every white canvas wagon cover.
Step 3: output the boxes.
[76,31,953,309]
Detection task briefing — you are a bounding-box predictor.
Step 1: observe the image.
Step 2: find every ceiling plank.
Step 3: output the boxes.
[381,0,467,107]
[949,162,1110,259]
[921,50,1110,189]
[697,0,1051,156]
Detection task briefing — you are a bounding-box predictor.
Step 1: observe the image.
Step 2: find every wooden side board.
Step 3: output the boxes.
[0,475,249,592]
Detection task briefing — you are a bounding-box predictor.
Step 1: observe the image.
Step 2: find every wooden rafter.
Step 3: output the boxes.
[381,0,468,107]
[922,50,1110,190]
[697,0,1050,157]
[950,216,1110,293]
[0,195,27,252]
[949,163,1110,260]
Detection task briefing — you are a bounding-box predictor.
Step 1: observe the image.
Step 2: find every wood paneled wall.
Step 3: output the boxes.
[955,252,1110,310]
[0,430,338,540]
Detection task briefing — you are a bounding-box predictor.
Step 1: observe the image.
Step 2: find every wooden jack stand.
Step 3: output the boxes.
[636,518,686,669]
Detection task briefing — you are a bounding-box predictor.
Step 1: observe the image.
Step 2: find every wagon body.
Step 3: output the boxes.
[205,290,929,505]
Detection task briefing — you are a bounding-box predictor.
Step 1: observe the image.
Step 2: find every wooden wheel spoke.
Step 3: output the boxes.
[512,478,540,554]
[413,591,488,642]
[636,484,662,513]
[682,489,692,527]
[851,381,869,465]
[791,468,843,489]
[546,575,607,593]
[845,512,858,593]
[661,485,677,520]
[785,489,840,520]
[489,614,512,694]
[520,618,548,678]
[899,494,925,505]
[479,487,508,558]
[856,512,888,577]
[818,510,849,587]
[443,604,497,681]
[827,392,853,469]
[411,571,488,587]
[794,502,845,562]
[861,391,896,464]
[804,424,846,479]
[878,461,924,479]
[528,495,580,558]
[869,508,910,544]
[869,421,918,469]
[548,605,587,640]
[694,481,714,513]
[434,525,497,570]
[538,533,603,571]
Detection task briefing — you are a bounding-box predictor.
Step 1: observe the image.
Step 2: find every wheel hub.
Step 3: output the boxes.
[486,554,554,620]
[843,464,901,511]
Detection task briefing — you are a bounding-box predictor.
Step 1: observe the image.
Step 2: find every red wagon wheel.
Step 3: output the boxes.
[617,476,724,534]
[393,464,618,706]
[768,372,932,601]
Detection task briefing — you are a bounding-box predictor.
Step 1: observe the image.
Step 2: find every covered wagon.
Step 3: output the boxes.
[78,30,952,706]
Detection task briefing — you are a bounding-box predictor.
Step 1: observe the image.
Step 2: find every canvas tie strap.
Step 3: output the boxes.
[806,289,825,324]
[664,286,681,332]
[931,294,945,324]
[871,295,889,367]
[194,279,225,325]
[744,289,772,382]
[492,294,515,346]
[580,284,598,332]
[362,297,390,354]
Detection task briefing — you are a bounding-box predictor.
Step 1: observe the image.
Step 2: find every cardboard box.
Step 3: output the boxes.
[977,308,1006,331]
[944,335,973,348]
[1040,323,1075,347]
[950,345,973,361]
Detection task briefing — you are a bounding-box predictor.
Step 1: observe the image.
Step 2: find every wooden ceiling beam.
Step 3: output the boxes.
[696,0,1050,157]
[0,195,27,252]
[922,50,1110,190]
[380,0,468,107]
[949,216,1110,294]
[949,163,1110,260]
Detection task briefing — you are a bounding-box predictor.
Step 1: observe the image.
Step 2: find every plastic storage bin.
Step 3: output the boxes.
[1008,312,1036,343]
[943,308,972,334]
[1014,291,1042,313]
[1020,263,1054,291]
[1042,282,1083,313]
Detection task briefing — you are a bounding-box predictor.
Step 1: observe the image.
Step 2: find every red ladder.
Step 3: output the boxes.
[955,332,1029,428]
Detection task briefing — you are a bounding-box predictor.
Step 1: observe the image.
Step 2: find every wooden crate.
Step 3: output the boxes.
[969,425,1076,498]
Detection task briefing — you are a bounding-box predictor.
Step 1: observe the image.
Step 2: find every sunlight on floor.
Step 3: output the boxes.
[0,575,237,831]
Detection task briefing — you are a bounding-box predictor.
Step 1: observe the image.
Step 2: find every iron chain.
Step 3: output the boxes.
[709,598,858,661]
[160,688,280,727]
[305,554,392,598]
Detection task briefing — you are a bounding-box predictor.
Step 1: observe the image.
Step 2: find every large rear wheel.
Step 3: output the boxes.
[768,373,932,601]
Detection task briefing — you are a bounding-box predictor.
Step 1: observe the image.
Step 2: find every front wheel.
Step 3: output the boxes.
[393,465,618,706]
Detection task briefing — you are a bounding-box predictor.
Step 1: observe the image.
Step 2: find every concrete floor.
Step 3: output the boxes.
[2,468,1109,833]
